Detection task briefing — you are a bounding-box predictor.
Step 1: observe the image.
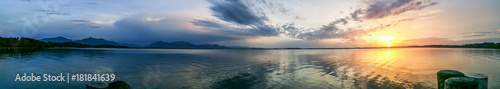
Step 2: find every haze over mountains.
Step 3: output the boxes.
[39,36,239,48]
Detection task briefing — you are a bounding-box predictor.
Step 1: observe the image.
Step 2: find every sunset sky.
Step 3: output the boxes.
[1,0,499,48]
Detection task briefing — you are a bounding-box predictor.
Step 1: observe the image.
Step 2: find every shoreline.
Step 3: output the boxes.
[0,46,497,54]
[45,46,499,50]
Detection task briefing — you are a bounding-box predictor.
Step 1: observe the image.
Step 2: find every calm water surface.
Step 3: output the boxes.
[0,48,499,89]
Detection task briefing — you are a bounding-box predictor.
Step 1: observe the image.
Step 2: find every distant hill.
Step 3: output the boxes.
[147,41,228,49]
[0,37,127,54]
[40,36,72,43]
[74,37,120,46]
[40,37,141,47]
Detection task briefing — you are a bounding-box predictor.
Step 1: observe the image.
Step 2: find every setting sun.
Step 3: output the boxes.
[372,36,395,47]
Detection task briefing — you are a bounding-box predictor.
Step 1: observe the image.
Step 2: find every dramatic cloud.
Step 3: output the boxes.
[4,0,498,47]
[195,0,439,42]
[287,0,439,40]
[191,19,280,36]
[351,0,438,20]
[193,0,290,36]
[288,19,351,40]
[208,0,267,25]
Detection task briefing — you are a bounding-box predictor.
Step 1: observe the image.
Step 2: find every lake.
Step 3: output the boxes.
[0,48,499,89]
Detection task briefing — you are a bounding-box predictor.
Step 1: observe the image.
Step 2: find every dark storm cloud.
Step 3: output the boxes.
[191,19,279,36]
[208,0,268,25]
[191,20,227,28]
[192,0,290,36]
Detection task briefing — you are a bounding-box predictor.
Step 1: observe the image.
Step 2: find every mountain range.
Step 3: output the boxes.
[40,36,72,43]
[39,36,241,49]
[73,37,120,46]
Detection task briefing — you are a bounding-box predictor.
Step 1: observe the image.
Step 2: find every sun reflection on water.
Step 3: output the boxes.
[387,50,390,57]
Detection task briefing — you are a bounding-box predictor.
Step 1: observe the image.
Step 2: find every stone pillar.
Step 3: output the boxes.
[445,77,478,89]
[465,73,488,89]
[437,70,465,89]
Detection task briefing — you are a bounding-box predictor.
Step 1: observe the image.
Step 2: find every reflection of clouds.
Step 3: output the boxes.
[306,49,434,88]
[143,64,167,89]
[200,49,499,89]
[9,48,499,88]
[186,49,396,88]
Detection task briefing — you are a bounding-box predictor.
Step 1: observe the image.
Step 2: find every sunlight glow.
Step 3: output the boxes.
[372,36,395,47]
[387,50,390,57]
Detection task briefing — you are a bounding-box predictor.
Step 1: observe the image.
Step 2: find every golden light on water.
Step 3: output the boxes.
[387,50,390,57]
[372,36,395,47]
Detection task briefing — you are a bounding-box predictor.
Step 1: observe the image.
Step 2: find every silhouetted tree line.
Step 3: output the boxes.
[461,42,500,48]
[0,37,128,49]
[411,42,500,49]
[0,37,51,48]
[1,37,498,50]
